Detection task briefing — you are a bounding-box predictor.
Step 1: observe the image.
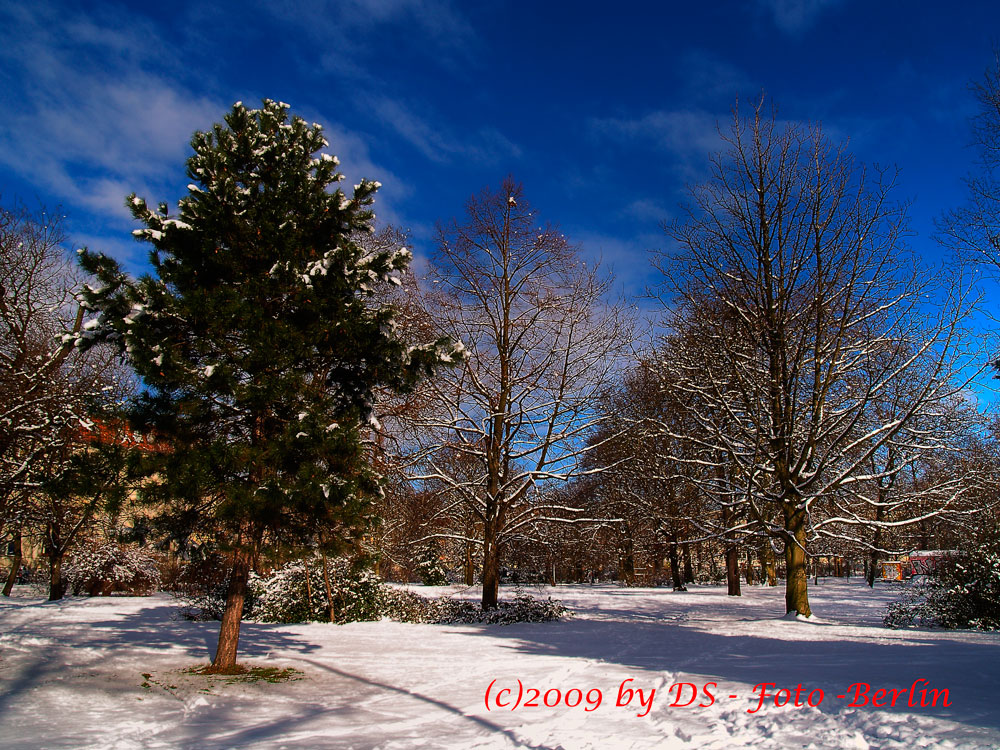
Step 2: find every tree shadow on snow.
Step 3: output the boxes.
[449,588,1000,734]
[0,595,320,718]
[166,658,561,750]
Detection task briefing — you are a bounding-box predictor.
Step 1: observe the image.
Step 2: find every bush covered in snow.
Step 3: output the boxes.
[65,543,161,596]
[431,589,569,625]
[178,554,399,624]
[882,580,938,629]
[380,586,441,623]
[884,541,1000,631]
[247,561,322,623]
[249,561,570,625]
[249,556,384,624]
[176,553,570,625]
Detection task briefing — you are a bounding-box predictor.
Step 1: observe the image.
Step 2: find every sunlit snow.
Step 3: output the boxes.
[1,580,997,749]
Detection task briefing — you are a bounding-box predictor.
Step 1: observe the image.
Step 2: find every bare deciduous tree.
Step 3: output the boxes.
[414,178,634,609]
[656,99,986,616]
[1,202,82,593]
[0,201,129,597]
[939,50,1000,276]
[586,360,709,591]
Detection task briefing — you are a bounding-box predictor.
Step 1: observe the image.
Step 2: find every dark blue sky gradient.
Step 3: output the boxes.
[2,0,999,307]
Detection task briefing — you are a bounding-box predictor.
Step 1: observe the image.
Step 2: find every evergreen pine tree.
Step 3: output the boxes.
[75,99,458,670]
[415,541,448,585]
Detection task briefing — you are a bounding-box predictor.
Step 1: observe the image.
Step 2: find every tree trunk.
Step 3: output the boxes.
[744,547,755,585]
[725,544,741,596]
[2,529,22,596]
[867,505,886,587]
[481,535,500,610]
[764,545,777,586]
[619,527,637,586]
[211,548,252,671]
[620,552,636,585]
[783,504,811,616]
[682,544,695,583]
[619,522,636,585]
[721,503,740,596]
[866,551,880,587]
[48,548,66,601]
[668,539,686,591]
[464,541,475,586]
[756,547,772,587]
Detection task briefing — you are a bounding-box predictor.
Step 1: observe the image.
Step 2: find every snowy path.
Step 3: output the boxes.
[2,580,999,749]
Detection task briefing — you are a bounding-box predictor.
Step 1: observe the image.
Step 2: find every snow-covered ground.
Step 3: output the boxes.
[2,580,999,749]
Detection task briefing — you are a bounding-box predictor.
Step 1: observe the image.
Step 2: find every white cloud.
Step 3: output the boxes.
[364,95,521,166]
[312,118,413,232]
[755,0,846,35]
[590,103,859,180]
[567,228,663,302]
[0,4,422,269]
[676,50,756,104]
[260,0,477,75]
[0,6,407,213]
[590,108,726,179]
[0,5,223,222]
[621,199,674,225]
[340,0,474,44]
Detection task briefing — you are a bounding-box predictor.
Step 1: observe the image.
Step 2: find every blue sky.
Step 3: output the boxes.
[1,0,999,303]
